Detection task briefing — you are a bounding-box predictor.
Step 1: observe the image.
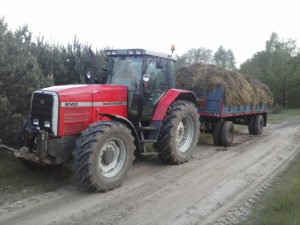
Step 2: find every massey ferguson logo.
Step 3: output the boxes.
[64,102,79,107]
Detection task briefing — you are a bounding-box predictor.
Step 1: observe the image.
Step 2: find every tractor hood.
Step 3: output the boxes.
[41,84,104,95]
[35,84,128,137]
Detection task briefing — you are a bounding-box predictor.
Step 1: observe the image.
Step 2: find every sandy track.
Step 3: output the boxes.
[1,118,300,225]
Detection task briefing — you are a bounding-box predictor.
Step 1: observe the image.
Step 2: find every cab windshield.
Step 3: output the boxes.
[106,56,143,90]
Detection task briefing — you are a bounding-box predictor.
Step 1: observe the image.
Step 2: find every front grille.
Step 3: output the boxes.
[31,92,53,133]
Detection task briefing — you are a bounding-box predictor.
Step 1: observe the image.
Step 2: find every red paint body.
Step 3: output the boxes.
[45,85,128,137]
[42,85,194,137]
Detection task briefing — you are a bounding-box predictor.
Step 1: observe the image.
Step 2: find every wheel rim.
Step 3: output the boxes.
[98,138,126,178]
[176,115,194,153]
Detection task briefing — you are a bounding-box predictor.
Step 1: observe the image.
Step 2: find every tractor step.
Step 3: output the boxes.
[140,126,158,131]
[140,139,157,144]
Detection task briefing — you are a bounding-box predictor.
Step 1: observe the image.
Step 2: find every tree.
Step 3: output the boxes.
[240,32,300,107]
[0,19,53,145]
[175,47,214,72]
[183,47,214,65]
[213,45,236,70]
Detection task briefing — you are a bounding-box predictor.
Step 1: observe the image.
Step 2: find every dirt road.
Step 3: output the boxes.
[1,117,300,225]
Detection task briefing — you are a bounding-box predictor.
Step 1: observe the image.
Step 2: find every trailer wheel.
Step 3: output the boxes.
[156,100,200,164]
[213,120,224,146]
[74,121,135,192]
[253,115,264,135]
[220,121,234,147]
[248,116,255,135]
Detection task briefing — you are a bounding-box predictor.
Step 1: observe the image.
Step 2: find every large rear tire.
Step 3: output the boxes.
[156,100,200,164]
[73,121,135,192]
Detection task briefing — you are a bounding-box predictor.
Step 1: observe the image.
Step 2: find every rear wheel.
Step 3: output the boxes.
[156,101,200,164]
[248,116,255,135]
[220,121,234,147]
[73,121,135,192]
[213,120,224,146]
[253,115,264,135]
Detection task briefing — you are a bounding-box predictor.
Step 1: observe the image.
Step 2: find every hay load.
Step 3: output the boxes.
[176,63,273,106]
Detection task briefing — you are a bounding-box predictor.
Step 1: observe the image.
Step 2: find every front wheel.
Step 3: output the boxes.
[73,121,135,192]
[156,100,200,164]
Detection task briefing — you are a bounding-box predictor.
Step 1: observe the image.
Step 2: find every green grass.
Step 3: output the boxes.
[0,152,77,204]
[238,152,300,225]
[268,108,300,124]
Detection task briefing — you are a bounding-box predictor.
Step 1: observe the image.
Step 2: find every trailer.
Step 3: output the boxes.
[197,86,268,147]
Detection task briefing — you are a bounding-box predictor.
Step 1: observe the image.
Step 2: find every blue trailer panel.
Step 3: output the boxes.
[198,86,269,118]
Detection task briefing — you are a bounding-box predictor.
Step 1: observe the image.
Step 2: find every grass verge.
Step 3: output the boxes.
[238,151,300,225]
[268,108,300,124]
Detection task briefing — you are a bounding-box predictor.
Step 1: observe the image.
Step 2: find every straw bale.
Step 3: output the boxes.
[176,63,273,106]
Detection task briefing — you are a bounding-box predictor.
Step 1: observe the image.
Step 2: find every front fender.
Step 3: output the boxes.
[100,114,140,148]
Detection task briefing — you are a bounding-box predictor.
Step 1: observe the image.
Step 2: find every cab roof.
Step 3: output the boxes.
[105,49,176,61]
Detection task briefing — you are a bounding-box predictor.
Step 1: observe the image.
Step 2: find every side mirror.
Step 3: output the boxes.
[143,74,150,88]
[143,73,150,82]
[86,71,91,79]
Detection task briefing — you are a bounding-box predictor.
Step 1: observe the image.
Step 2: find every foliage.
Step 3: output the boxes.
[240,32,300,107]
[0,18,106,146]
[175,45,236,72]
[213,45,236,70]
[0,19,53,145]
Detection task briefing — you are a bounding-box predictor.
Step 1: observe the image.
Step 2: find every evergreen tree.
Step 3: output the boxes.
[0,19,53,145]
[240,32,300,107]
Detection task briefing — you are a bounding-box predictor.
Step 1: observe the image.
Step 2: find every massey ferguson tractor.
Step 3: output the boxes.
[2,49,200,192]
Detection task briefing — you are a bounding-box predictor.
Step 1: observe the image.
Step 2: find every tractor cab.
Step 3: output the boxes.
[102,49,176,117]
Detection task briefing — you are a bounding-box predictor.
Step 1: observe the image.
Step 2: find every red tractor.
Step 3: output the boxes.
[10,49,200,192]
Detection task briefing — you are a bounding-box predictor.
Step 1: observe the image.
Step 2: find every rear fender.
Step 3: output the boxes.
[152,89,198,121]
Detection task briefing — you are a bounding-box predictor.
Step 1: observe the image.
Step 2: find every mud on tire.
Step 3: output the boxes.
[156,100,200,164]
[73,121,135,192]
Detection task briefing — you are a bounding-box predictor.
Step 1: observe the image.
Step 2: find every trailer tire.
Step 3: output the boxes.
[213,120,224,146]
[248,116,255,135]
[156,100,200,164]
[253,115,264,135]
[220,121,234,147]
[73,121,135,192]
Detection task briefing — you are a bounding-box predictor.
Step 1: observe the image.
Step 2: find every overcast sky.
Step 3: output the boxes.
[1,0,300,66]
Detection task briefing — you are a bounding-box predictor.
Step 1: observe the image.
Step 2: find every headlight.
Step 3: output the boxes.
[44,121,51,128]
[33,119,39,125]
